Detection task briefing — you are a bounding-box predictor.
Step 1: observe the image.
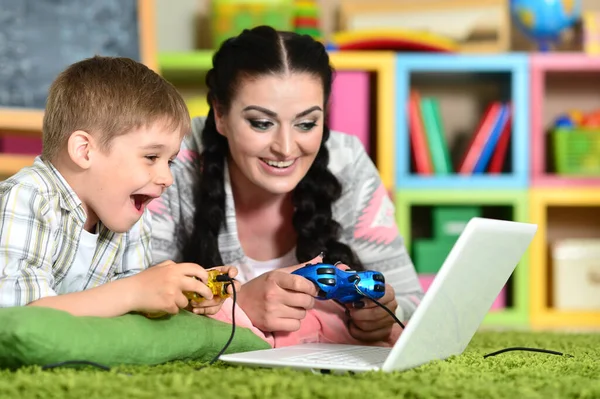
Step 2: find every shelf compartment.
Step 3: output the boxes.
[395,188,530,327]
[530,53,600,187]
[395,53,529,189]
[529,188,600,328]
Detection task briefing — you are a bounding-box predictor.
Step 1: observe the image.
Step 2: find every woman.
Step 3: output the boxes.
[150,26,423,344]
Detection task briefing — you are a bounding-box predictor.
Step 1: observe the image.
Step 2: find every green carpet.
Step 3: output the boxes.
[2,331,599,399]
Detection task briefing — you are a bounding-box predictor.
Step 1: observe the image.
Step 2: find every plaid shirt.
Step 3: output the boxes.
[0,157,152,307]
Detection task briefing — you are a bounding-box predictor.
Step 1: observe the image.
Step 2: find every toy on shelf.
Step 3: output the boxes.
[510,0,582,52]
[211,0,294,49]
[293,0,321,40]
[554,110,584,128]
[552,109,600,176]
[329,29,458,53]
[337,0,510,53]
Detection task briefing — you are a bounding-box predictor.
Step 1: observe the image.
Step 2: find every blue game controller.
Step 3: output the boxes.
[292,263,386,303]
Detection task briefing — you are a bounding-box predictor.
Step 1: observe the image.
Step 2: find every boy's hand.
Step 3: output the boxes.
[189,266,241,315]
[128,260,213,315]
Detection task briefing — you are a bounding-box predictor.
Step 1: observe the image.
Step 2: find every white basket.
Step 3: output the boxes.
[552,239,600,310]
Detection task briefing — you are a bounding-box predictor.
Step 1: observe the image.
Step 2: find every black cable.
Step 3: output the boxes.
[353,282,406,329]
[483,346,572,358]
[351,279,572,361]
[203,278,237,366]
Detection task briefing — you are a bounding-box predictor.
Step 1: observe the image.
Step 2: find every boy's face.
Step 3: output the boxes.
[83,122,183,233]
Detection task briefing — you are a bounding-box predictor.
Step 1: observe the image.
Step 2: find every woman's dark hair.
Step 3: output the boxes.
[180,25,364,270]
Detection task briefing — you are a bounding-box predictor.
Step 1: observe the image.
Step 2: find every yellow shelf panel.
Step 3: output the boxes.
[0,109,44,132]
[529,188,600,328]
[0,154,36,178]
[531,309,600,328]
[531,187,600,205]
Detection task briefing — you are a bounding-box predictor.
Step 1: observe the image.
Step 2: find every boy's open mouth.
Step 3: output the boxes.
[131,194,153,211]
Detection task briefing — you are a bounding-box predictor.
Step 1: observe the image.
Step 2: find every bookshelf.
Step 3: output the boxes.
[393,52,600,330]
[392,53,530,328]
[527,53,600,329]
[395,53,529,189]
[530,53,600,187]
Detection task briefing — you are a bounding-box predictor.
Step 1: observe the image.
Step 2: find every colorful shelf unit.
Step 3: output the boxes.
[395,53,529,189]
[158,50,396,190]
[529,188,600,329]
[395,189,530,327]
[327,51,395,190]
[530,53,600,187]
[0,111,44,177]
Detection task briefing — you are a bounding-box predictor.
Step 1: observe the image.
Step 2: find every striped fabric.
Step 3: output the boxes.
[0,157,152,307]
[150,117,424,321]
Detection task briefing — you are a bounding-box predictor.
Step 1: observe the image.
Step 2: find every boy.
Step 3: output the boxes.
[0,56,238,317]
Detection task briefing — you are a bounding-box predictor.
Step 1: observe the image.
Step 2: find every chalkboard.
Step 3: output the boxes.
[0,0,143,110]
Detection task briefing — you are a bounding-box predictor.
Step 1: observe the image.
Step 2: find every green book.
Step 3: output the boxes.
[420,97,453,174]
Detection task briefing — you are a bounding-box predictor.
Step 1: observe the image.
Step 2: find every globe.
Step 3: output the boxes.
[510,0,582,51]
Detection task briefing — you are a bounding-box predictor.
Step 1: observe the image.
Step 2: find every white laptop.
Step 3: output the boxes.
[219,217,537,374]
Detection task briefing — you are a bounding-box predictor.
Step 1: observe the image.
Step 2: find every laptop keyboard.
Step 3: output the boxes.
[284,346,391,367]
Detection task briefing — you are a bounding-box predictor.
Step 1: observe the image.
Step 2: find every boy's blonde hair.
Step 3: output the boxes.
[42,55,190,161]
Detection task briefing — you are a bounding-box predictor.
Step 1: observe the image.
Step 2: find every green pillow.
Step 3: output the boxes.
[0,306,271,369]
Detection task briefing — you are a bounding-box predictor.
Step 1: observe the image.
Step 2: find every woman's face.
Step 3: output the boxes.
[215,72,324,196]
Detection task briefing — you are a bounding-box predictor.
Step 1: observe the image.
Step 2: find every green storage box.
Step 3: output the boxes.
[553,128,600,176]
[413,239,456,274]
[433,206,481,240]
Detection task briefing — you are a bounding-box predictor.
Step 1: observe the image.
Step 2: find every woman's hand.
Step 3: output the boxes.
[236,256,322,332]
[345,283,398,342]
[189,265,241,315]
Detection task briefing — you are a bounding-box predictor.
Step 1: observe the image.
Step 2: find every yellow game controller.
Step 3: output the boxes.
[184,270,231,302]
[142,270,232,319]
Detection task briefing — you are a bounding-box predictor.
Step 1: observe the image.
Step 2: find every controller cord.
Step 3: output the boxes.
[200,277,237,367]
[354,284,405,329]
[353,281,570,360]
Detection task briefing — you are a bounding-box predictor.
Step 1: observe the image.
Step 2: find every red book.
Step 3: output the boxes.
[408,91,433,175]
[458,102,502,175]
